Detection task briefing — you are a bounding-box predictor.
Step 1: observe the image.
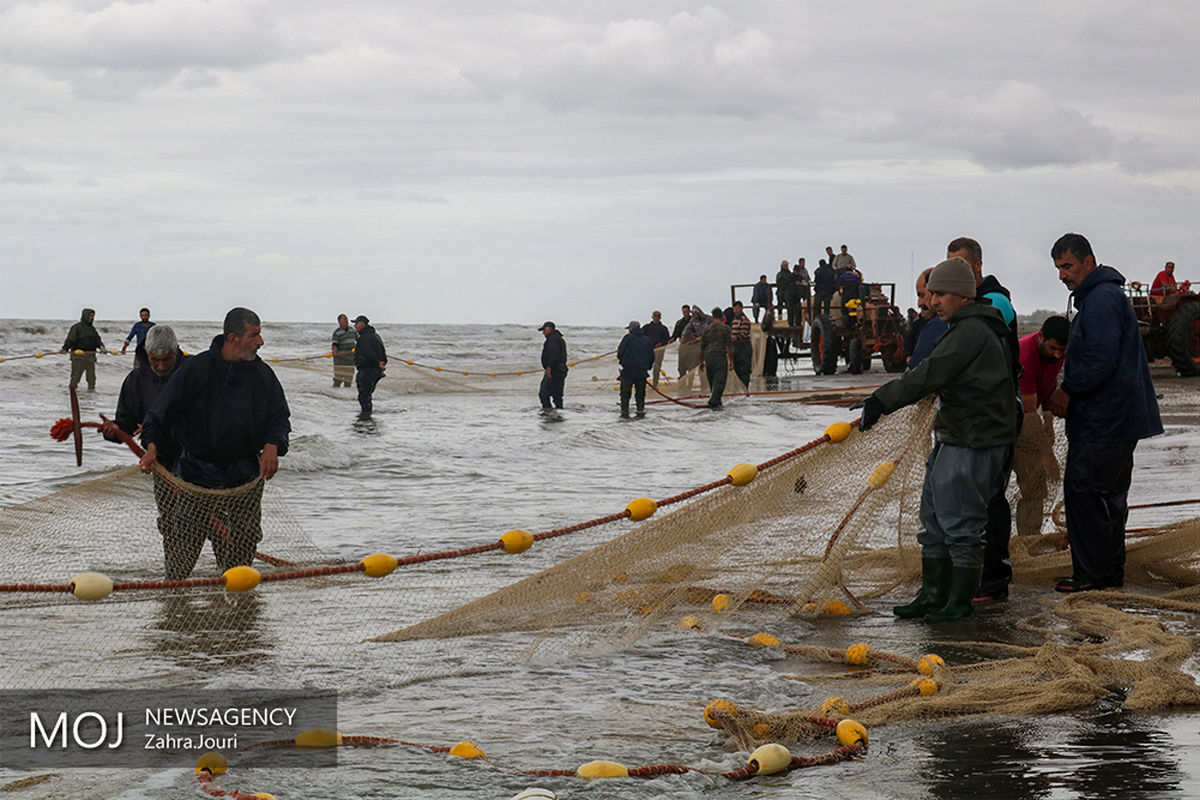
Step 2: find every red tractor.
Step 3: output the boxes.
[1127,281,1200,376]
[810,282,908,375]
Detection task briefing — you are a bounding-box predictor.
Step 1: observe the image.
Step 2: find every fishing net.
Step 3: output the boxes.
[2,388,1198,746]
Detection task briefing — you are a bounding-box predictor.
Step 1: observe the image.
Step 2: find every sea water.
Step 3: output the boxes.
[1,317,1197,799]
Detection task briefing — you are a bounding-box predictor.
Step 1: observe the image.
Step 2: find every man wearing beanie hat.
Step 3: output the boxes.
[854,256,1020,622]
[616,320,655,418]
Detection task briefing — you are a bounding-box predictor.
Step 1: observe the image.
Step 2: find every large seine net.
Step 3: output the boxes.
[2,382,1198,745]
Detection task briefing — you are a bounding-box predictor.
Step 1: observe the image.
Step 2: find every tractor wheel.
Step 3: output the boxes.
[847,338,870,374]
[812,316,840,375]
[1167,300,1200,376]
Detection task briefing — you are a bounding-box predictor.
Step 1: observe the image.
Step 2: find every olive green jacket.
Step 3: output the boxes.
[872,303,1019,448]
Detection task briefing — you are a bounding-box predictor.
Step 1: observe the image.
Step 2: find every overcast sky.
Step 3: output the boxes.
[3,0,1197,326]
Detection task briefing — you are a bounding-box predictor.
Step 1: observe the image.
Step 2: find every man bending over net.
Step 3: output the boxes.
[139,307,291,579]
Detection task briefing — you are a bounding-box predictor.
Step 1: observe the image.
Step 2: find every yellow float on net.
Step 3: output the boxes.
[748,632,782,648]
[751,721,773,737]
[449,740,486,759]
[222,565,261,593]
[820,696,852,717]
[500,529,534,554]
[70,572,114,602]
[868,460,896,489]
[917,654,946,675]
[405,360,415,365]
[248,793,276,800]
[911,677,939,696]
[297,356,306,362]
[360,553,398,577]
[844,643,872,665]
[625,497,657,521]
[836,719,868,747]
[749,743,792,775]
[825,420,853,443]
[576,760,628,779]
[73,349,84,355]
[294,728,342,748]
[704,698,739,729]
[823,599,852,615]
[194,751,228,775]
[711,594,730,612]
[677,615,701,630]
[727,462,758,486]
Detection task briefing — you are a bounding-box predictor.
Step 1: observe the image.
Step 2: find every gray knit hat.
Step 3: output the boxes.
[926,257,977,299]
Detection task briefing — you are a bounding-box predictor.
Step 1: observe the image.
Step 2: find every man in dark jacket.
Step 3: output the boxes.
[352,315,387,415]
[538,321,568,411]
[1046,233,1163,593]
[700,307,733,409]
[857,258,1019,622]
[139,307,291,579]
[774,261,793,318]
[62,307,105,391]
[750,275,772,323]
[813,261,837,318]
[617,321,655,418]
[101,325,189,576]
[641,310,671,388]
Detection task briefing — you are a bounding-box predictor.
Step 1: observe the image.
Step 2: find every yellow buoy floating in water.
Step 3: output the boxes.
[749,743,791,775]
[449,740,485,759]
[917,653,946,675]
[294,728,342,748]
[747,632,782,647]
[625,497,657,521]
[194,751,228,775]
[844,642,872,665]
[727,463,758,486]
[360,553,398,577]
[223,565,261,593]
[820,696,852,717]
[576,760,628,779]
[704,698,739,728]
[711,594,730,612]
[70,572,114,602]
[836,719,868,747]
[500,529,534,554]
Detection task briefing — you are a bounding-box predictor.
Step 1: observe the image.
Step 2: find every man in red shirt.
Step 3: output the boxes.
[1013,315,1069,538]
[1150,261,1178,299]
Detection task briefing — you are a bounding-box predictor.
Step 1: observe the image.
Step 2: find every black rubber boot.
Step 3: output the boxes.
[893,557,951,619]
[925,565,983,623]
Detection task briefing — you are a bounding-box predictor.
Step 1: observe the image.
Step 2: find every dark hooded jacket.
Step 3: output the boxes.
[353,324,387,374]
[541,329,568,376]
[872,303,1019,448]
[1062,265,1163,442]
[63,308,104,354]
[106,344,188,468]
[141,334,290,488]
[813,263,837,294]
[617,327,655,380]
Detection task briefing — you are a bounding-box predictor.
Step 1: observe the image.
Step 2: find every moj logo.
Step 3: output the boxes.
[29,711,125,749]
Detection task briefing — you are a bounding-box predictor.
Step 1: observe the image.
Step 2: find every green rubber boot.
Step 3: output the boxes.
[893,557,951,619]
[925,565,983,623]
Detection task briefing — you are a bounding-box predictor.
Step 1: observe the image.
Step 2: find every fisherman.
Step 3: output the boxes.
[642,310,670,389]
[833,244,857,272]
[1012,316,1069,540]
[120,308,155,355]
[139,307,291,579]
[538,321,568,411]
[751,275,772,323]
[101,325,190,577]
[700,306,732,409]
[62,307,104,392]
[790,259,811,326]
[1046,233,1162,593]
[813,260,837,318]
[729,300,753,387]
[906,267,948,369]
[856,257,1019,622]
[946,236,1018,603]
[679,305,711,393]
[775,261,793,318]
[616,321,655,418]
[352,315,388,416]
[330,313,358,388]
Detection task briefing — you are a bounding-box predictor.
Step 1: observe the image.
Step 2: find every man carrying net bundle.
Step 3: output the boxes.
[101,325,189,574]
[139,308,291,579]
[856,257,1020,622]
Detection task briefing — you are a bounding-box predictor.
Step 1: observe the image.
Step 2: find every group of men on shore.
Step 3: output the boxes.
[858,232,1162,622]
